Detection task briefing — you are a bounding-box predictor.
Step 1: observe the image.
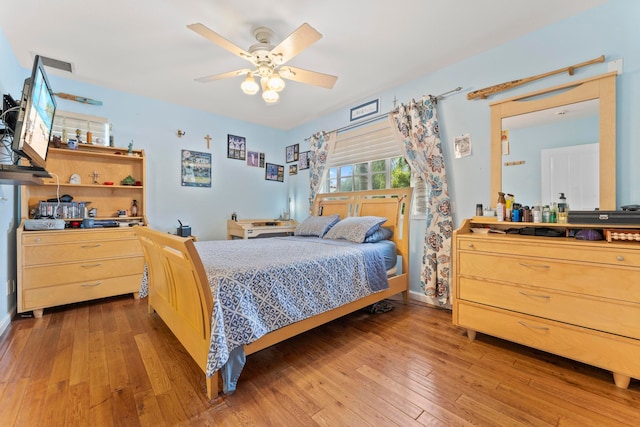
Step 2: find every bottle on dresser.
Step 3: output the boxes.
[557,193,569,224]
[497,192,506,222]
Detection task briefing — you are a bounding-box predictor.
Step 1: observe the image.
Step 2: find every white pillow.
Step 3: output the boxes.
[323,216,388,243]
[294,214,340,237]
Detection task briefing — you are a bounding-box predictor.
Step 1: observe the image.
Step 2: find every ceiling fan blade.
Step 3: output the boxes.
[280,66,337,89]
[195,69,251,83]
[271,23,322,64]
[187,23,253,61]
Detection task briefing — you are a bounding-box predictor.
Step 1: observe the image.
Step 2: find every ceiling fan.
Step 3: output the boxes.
[187,22,338,103]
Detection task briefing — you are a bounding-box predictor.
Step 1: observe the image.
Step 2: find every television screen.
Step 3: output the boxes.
[12,55,56,169]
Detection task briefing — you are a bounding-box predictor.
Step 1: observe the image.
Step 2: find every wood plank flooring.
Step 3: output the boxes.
[1,295,639,426]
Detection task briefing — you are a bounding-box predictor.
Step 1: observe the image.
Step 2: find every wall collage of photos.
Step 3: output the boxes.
[181,134,310,187]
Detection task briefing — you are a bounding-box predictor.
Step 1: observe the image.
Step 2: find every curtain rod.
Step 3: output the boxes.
[307,86,462,140]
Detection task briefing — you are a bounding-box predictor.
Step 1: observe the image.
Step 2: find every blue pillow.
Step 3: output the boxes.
[294,214,340,237]
[364,226,393,243]
[323,216,388,243]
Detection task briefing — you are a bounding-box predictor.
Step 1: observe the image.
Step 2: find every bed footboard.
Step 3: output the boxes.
[135,227,219,399]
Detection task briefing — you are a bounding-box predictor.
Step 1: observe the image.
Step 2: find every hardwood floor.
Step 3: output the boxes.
[1,295,639,426]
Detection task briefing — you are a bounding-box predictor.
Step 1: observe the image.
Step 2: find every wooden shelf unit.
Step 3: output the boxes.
[17,143,147,317]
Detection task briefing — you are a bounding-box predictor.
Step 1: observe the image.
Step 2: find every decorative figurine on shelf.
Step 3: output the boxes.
[131,200,138,217]
[122,175,135,186]
[75,128,83,144]
[128,140,134,156]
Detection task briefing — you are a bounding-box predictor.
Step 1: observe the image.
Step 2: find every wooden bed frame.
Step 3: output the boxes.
[136,188,413,399]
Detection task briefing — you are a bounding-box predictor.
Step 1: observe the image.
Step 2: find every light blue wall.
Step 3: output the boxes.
[0,27,23,332]
[288,0,640,299]
[290,0,640,223]
[40,77,291,240]
[1,0,639,327]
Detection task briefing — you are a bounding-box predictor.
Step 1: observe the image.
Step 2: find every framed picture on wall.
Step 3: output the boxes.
[289,164,298,175]
[265,162,284,182]
[181,149,211,187]
[285,144,299,163]
[227,134,246,160]
[298,150,310,170]
[246,150,262,167]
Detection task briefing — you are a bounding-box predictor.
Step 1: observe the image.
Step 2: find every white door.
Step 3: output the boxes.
[541,143,599,210]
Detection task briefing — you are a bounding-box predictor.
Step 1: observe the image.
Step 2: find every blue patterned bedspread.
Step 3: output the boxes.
[193,236,390,378]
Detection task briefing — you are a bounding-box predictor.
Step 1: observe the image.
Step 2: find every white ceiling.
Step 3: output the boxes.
[1,0,607,130]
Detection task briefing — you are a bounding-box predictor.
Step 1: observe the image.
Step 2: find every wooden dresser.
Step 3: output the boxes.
[17,143,146,317]
[17,227,145,318]
[453,218,640,388]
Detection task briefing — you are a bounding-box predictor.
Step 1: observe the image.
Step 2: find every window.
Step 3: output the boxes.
[321,118,423,215]
[324,156,410,193]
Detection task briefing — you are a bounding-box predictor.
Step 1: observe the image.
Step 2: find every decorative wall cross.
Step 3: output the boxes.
[204,134,212,149]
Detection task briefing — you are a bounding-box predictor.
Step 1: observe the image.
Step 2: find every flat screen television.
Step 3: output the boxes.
[11,55,57,170]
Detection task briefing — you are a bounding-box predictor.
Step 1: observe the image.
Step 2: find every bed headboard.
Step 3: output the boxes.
[311,188,413,274]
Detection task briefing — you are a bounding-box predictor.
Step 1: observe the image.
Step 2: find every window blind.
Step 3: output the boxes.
[329,119,402,167]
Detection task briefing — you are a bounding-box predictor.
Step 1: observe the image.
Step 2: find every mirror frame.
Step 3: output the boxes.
[490,71,617,210]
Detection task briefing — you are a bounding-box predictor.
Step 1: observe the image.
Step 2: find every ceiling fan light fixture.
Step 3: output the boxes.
[267,72,285,92]
[240,74,259,95]
[262,89,279,103]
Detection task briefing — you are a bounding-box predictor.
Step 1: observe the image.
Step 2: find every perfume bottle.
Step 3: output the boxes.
[86,122,92,144]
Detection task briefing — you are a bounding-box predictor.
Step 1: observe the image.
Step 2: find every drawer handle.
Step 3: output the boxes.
[519,262,550,269]
[81,244,102,249]
[518,291,550,299]
[467,243,474,248]
[617,255,625,262]
[81,281,103,287]
[518,321,549,331]
[81,263,102,269]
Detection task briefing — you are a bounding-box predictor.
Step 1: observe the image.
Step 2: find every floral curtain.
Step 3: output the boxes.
[308,131,336,213]
[390,96,453,308]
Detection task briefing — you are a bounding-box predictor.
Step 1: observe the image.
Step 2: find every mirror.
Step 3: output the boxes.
[502,99,599,209]
[490,72,617,211]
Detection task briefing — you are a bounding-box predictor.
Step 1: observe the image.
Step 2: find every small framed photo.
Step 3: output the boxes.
[350,98,379,122]
[289,164,298,175]
[286,144,299,163]
[227,134,246,160]
[265,162,284,182]
[246,150,262,167]
[298,150,310,170]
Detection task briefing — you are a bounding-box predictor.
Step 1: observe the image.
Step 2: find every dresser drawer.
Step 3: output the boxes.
[458,236,640,267]
[456,302,640,379]
[21,228,139,245]
[21,274,141,311]
[22,239,142,266]
[22,256,144,290]
[459,277,640,339]
[458,252,640,303]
